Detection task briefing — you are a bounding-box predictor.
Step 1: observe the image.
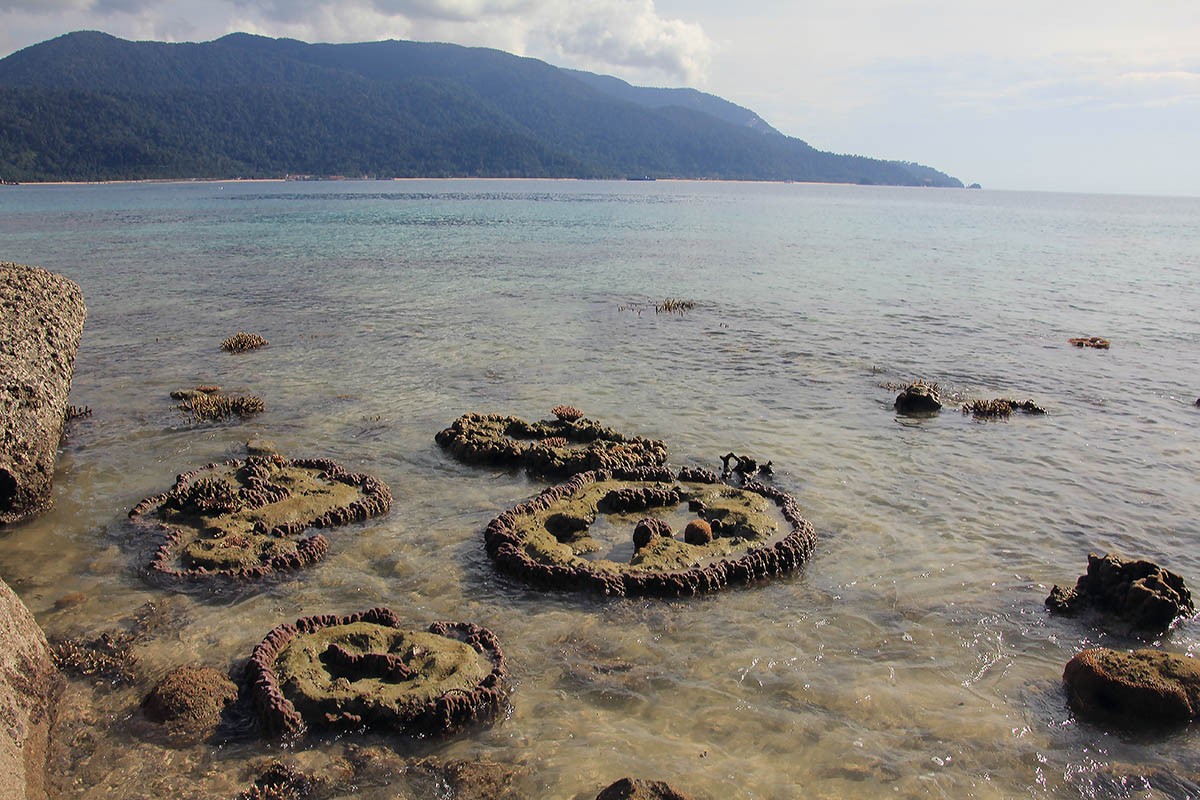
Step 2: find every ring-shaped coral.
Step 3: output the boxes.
[129,456,391,583]
[436,412,667,478]
[245,607,508,739]
[484,466,816,597]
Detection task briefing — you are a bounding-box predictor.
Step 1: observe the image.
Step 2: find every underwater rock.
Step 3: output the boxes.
[484,466,815,597]
[221,332,269,353]
[1046,553,1193,630]
[0,262,87,524]
[237,762,323,800]
[893,381,942,414]
[436,411,667,478]
[0,577,57,800]
[129,456,390,585]
[245,607,508,740]
[961,398,1047,418]
[169,385,221,401]
[1069,336,1110,349]
[142,665,237,739]
[633,518,673,550]
[683,519,713,545]
[1063,648,1200,724]
[596,777,696,800]
[246,436,279,456]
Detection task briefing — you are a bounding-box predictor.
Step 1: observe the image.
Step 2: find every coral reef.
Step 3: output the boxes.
[1046,553,1193,630]
[893,381,942,414]
[436,411,667,478]
[484,466,815,597]
[551,405,584,423]
[961,398,1047,418]
[142,665,237,740]
[719,452,772,478]
[237,762,322,800]
[1,262,87,524]
[221,332,269,353]
[245,607,507,740]
[129,456,391,584]
[175,389,265,422]
[1069,336,1110,349]
[632,518,672,550]
[1064,648,1200,725]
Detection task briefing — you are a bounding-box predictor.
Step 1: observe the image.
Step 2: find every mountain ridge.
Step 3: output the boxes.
[0,31,963,186]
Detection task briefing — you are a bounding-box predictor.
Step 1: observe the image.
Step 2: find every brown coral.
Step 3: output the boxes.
[221,332,269,353]
[1068,336,1110,349]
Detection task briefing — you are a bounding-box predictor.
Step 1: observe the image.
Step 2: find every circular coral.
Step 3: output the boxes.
[245,607,507,740]
[436,412,667,478]
[484,467,815,597]
[129,456,391,584]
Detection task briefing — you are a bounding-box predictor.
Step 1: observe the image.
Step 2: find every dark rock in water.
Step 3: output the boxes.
[1069,336,1110,349]
[596,777,695,800]
[683,519,713,545]
[143,665,237,738]
[237,762,322,800]
[1,262,87,524]
[894,381,942,414]
[1046,552,1193,630]
[633,518,672,550]
[1063,647,1200,724]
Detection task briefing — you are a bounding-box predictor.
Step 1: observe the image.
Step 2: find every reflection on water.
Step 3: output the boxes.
[2,180,1200,798]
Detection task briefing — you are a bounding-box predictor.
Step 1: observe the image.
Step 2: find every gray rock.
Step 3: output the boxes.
[0,578,58,799]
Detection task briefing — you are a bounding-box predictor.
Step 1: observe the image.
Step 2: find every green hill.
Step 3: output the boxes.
[0,31,963,186]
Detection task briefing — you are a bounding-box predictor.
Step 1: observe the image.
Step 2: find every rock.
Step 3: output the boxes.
[893,381,942,414]
[1046,553,1193,629]
[0,262,87,524]
[406,758,523,800]
[237,762,322,800]
[596,777,696,800]
[246,437,278,456]
[1063,648,1200,724]
[1068,336,1110,349]
[683,519,712,545]
[53,592,88,610]
[142,665,237,738]
[633,518,672,550]
[0,577,58,800]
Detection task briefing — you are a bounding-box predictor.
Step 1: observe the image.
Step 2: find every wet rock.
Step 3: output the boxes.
[1,577,58,800]
[893,381,942,414]
[237,762,322,800]
[1069,336,1110,349]
[222,332,269,353]
[142,665,237,738]
[0,262,87,524]
[245,607,508,739]
[683,519,712,545]
[633,518,673,549]
[595,777,696,800]
[1063,648,1200,724]
[961,398,1046,418]
[53,591,88,610]
[1046,553,1193,630]
[246,436,278,456]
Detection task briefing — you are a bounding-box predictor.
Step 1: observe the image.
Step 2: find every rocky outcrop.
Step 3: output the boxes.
[893,381,941,414]
[1046,553,1193,630]
[1063,648,1200,724]
[961,398,1046,418]
[142,665,237,740]
[1069,336,1110,349]
[596,777,696,800]
[0,263,86,524]
[0,578,58,800]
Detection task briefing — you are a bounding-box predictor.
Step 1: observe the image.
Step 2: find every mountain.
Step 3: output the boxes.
[0,31,963,186]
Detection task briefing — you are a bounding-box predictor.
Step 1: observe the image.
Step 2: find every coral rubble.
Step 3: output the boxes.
[484,466,815,597]
[245,607,507,739]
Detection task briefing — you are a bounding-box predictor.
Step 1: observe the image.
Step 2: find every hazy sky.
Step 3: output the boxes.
[2,0,1197,195]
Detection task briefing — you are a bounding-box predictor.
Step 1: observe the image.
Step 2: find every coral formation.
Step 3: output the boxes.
[683,519,712,545]
[245,607,507,740]
[551,405,584,422]
[436,411,667,478]
[1069,336,1110,349]
[221,332,269,353]
[175,390,265,422]
[1,262,87,524]
[596,777,696,800]
[632,518,672,550]
[1063,648,1200,724]
[893,381,942,414]
[484,466,815,597]
[237,763,322,800]
[142,665,237,740]
[129,456,391,584]
[961,398,1047,418]
[1046,553,1193,630]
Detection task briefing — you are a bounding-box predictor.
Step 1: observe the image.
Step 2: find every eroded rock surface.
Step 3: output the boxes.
[436,411,667,478]
[129,455,391,584]
[246,607,507,740]
[893,381,942,414]
[142,665,237,741]
[1047,553,1193,630]
[596,777,696,800]
[0,578,58,800]
[484,466,815,597]
[1063,648,1200,724]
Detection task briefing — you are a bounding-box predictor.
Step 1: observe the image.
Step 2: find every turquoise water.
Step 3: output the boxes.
[2,179,1199,798]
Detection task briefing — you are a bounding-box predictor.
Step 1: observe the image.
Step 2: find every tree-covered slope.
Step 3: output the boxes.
[0,31,963,186]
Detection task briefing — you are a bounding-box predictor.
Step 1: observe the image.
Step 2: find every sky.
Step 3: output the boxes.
[1,0,1197,195]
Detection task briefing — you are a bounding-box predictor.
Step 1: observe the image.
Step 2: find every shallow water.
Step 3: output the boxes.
[2,179,1200,798]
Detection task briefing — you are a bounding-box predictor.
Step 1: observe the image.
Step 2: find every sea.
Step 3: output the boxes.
[1,179,1199,799]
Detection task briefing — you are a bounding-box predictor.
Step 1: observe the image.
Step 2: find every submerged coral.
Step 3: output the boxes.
[1068,336,1110,349]
[961,398,1047,418]
[893,381,942,414]
[129,456,391,584]
[484,466,815,597]
[221,332,269,353]
[245,607,507,740]
[1047,552,1193,630]
[176,391,265,422]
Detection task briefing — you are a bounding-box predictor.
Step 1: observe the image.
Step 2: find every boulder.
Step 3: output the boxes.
[893,381,941,414]
[142,665,237,739]
[0,577,58,800]
[1064,648,1200,724]
[596,777,696,800]
[1046,553,1193,629]
[0,263,86,524]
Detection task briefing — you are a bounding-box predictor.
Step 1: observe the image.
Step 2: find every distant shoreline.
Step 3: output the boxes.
[10,176,950,189]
